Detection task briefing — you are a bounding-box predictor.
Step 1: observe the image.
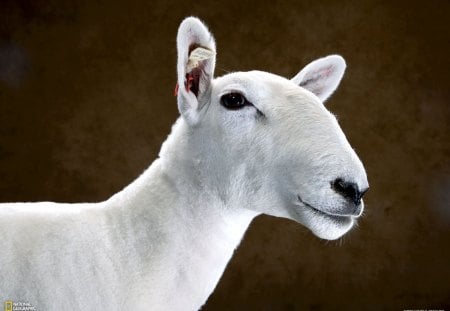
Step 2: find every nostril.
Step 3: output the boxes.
[332,178,347,194]
[332,178,365,206]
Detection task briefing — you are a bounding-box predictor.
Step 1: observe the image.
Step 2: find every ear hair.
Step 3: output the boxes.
[291,55,346,103]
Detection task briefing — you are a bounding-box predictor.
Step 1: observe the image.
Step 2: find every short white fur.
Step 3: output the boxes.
[0,17,368,311]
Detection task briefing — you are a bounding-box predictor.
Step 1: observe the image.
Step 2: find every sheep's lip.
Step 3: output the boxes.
[296,195,351,220]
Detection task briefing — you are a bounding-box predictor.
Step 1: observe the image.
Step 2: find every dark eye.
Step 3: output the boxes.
[220,93,250,110]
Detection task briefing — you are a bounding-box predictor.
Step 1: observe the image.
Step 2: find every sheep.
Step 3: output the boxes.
[0,17,368,311]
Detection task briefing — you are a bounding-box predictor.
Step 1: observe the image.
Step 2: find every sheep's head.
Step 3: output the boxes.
[173,17,368,240]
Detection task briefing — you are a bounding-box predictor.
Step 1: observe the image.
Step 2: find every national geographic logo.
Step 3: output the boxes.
[4,301,12,311]
[3,301,35,311]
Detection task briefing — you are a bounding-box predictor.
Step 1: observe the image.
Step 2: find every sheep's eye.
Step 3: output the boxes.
[220,93,249,110]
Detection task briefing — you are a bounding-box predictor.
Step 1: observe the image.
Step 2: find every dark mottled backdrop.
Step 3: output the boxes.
[0,0,449,309]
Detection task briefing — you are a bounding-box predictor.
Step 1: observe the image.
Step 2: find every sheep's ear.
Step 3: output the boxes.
[176,17,216,125]
[291,55,346,103]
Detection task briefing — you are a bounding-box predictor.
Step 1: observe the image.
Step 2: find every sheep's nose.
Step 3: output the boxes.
[332,178,368,206]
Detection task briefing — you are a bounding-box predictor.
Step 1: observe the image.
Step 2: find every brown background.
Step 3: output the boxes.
[1,0,449,310]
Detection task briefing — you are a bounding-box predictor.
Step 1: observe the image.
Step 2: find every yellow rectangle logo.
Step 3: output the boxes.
[4,300,13,311]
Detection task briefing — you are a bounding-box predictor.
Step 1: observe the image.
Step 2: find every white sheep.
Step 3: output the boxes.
[0,17,368,311]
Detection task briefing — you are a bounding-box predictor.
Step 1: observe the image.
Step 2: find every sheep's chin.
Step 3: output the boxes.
[292,205,355,240]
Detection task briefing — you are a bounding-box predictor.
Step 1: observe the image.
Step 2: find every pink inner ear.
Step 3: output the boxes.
[322,65,334,78]
[186,69,200,97]
[173,70,200,97]
[311,64,334,81]
[300,64,334,90]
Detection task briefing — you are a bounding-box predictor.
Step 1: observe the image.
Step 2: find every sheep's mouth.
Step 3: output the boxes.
[296,195,351,221]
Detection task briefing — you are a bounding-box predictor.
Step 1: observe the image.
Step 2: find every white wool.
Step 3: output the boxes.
[0,17,368,311]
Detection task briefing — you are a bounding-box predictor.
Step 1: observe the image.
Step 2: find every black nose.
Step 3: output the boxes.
[332,178,368,206]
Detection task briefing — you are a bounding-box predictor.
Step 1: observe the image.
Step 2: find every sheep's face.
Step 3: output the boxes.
[175,18,368,240]
[195,71,368,240]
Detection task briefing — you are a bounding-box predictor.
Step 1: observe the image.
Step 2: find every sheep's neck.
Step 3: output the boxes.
[108,156,257,309]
